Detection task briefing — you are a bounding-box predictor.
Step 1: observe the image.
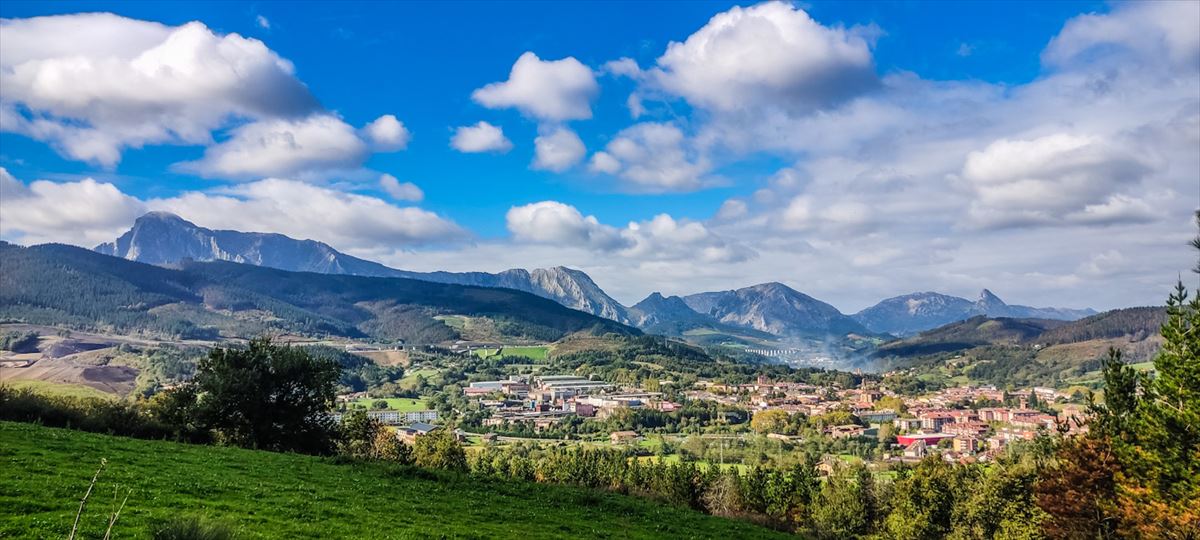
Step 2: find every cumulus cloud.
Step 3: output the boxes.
[472,52,599,122]
[622,214,754,263]
[1043,1,1200,71]
[505,201,627,250]
[589,123,715,192]
[532,126,586,172]
[0,168,146,246]
[450,121,513,153]
[588,151,621,174]
[150,179,465,250]
[176,114,372,178]
[362,114,410,151]
[0,168,463,251]
[378,173,423,202]
[0,13,319,166]
[505,200,751,263]
[645,1,878,113]
[960,133,1155,228]
[779,196,873,233]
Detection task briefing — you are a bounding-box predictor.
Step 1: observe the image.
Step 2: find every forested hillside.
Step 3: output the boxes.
[0,242,636,343]
[873,309,1166,389]
[874,316,1066,357]
[1036,306,1166,345]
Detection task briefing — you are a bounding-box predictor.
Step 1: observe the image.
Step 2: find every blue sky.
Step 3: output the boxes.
[0,1,1196,310]
[0,0,1103,235]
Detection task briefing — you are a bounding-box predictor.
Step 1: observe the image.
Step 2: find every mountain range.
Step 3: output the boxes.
[91,212,1096,340]
[3,241,634,343]
[97,212,630,323]
[851,291,1097,336]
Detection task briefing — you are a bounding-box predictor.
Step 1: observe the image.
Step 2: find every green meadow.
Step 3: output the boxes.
[0,422,788,539]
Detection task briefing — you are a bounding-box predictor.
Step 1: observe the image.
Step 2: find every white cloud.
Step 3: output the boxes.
[626,93,646,119]
[714,199,748,221]
[150,179,464,250]
[603,57,642,78]
[1043,1,1200,71]
[646,1,877,113]
[622,214,754,263]
[779,195,873,233]
[450,121,513,153]
[362,114,410,151]
[0,168,145,246]
[177,114,369,178]
[532,126,585,172]
[588,151,621,174]
[960,133,1155,227]
[378,173,423,202]
[255,15,270,29]
[0,167,26,198]
[0,168,462,251]
[472,52,599,122]
[505,201,628,250]
[505,200,751,264]
[0,13,319,166]
[590,123,714,192]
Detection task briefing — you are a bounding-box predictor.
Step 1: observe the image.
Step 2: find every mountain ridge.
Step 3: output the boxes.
[853,289,1096,336]
[683,282,871,338]
[95,212,630,323]
[91,213,1097,340]
[4,241,636,342]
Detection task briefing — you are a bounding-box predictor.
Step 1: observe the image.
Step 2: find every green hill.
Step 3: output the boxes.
[1035,306,1166,346]
[873,310,1166,389]
[874,315,1065,357]
[0,242,637,343]
[0,422,785,539]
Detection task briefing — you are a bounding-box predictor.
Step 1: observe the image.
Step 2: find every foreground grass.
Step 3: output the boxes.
[0,422,789,539]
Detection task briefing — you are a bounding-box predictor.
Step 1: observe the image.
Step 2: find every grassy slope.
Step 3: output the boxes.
[348,397,428,412]
[0,380,116,400]
[0,423,787,539]
[473,346,549,361]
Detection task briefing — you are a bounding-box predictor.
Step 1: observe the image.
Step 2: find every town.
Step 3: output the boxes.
[332,353,1089,473]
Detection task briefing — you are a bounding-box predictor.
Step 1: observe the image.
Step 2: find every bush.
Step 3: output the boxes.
[0,386,209,443]
[336,410,413,464]
[413,429,467,472]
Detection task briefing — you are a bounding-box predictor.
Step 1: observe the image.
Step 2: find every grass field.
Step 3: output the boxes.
[0,422,787,539]
[0,380,116,400]
[347,397,429,412]
[396,368,439,390]
[472,346,549,361]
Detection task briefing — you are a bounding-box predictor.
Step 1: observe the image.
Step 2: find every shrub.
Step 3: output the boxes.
[413,429,467,472]
[0,386,209,443]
